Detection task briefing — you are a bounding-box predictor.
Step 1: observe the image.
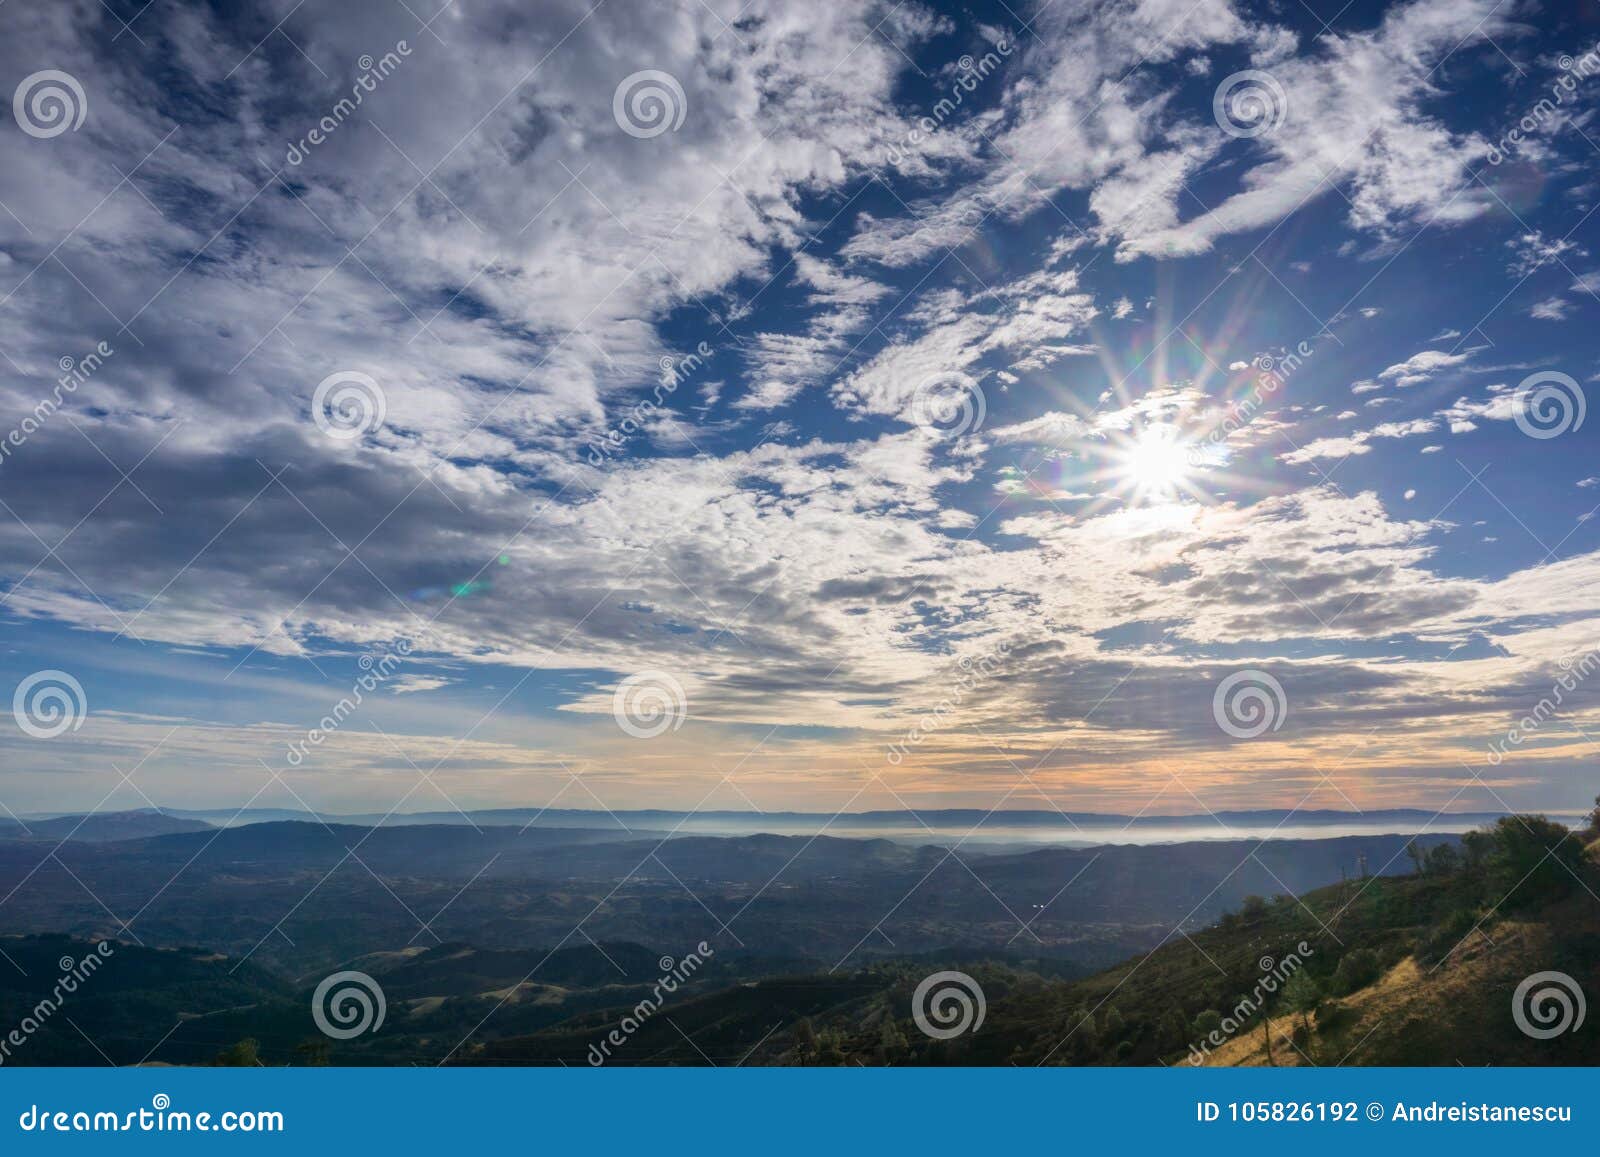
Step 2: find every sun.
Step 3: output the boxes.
[1116,425,1196,503]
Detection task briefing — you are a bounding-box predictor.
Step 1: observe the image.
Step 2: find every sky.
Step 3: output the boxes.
[1,0,1598,822]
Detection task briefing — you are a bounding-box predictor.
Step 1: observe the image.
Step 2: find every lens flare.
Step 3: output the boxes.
[1114,425,1195,503]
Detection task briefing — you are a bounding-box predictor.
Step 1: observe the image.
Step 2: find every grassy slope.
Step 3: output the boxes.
[469,836,1600,1067]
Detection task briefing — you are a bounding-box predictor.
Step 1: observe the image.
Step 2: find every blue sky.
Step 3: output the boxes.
[1,0,1598,819]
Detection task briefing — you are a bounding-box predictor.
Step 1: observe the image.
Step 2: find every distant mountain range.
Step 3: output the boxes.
[4,805,1592,1067]
[0,810,212,842]
[0,813,1461,979]
[13,805,1559,842]
[4,820,1592,1067]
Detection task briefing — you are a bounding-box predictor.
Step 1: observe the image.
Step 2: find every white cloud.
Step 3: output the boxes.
[1116,0,1509,260]
[1506,232,1581,278]
[1280,417,1436,463]
[1379,349,1472,388]
[389,675,457,695]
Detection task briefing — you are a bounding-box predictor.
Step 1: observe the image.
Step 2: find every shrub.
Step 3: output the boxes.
[1332,948,1381,995]
[1482,816,1584,910]
[1314,1000,1355,1034]
[1420,906,1480,966]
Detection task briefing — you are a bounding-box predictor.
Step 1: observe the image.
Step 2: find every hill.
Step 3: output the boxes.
[0,824,1455,976]
[0,810,213,843]
[463,815,1600,1066]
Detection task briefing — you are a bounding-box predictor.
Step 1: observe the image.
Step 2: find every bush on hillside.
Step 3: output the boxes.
[1331,947,1381,995]
[1481,815,1585,910]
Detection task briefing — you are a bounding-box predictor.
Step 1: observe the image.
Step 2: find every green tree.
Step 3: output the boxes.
[1161,1008,1191,1050]
[1332,948,1380,995]
[292,1038,329,1066]
[876,1017,907,1062]
[790,1017,817,1062]
[1483,816,1584,909]
[1281,970,1321,1031]
[214,1038,260,1067]
[1424,843,1460,875]
[1461,829,1494,871]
